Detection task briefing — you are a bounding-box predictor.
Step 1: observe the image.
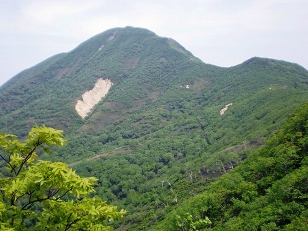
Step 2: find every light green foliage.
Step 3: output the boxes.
[0,125,125,230]
[175,213,211,231]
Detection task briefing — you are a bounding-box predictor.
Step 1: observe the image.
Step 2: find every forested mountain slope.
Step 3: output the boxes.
[0,26,213,136]
[1,27,308,230]
[152,101,308,230]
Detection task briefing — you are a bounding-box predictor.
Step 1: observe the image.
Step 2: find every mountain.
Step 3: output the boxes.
[0,26,209,136]
[1,26,308,230]
[152,101,308,230]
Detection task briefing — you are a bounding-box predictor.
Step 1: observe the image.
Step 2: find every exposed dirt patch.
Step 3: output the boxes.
[75,78,113,118]
[220,103,233,115]
[107,31,117,41]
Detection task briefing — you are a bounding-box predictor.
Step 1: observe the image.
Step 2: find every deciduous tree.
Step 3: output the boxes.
[0,125,125,230]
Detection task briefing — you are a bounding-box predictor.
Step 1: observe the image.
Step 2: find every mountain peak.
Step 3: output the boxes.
[1,27,308,230]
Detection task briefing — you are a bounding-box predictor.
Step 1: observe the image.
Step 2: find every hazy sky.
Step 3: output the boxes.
[1,0,307,86]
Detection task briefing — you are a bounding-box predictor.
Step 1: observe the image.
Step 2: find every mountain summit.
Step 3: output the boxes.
[1,27,308,229]
[0,26,209,135]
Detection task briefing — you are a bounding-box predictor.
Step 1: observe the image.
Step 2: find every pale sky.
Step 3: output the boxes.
[1,0,307,86]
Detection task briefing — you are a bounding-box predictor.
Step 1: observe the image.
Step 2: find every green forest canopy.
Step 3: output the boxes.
[152,102,308,230]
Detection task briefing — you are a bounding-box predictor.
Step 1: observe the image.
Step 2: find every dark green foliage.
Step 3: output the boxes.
[153,102,308,230]
[1,27,308,230]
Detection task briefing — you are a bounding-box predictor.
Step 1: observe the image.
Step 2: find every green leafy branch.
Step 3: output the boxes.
[0,125,125,230]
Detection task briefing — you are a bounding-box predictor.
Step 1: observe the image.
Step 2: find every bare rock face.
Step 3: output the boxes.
[75,78,113,118]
